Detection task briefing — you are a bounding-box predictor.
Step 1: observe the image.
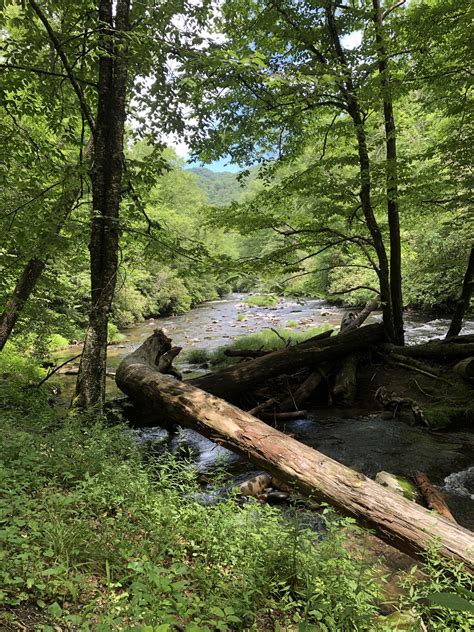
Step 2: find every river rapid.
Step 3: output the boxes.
[55,295,474,528]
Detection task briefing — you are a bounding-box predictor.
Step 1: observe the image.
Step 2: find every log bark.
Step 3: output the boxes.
[414,472,457,523]
[333,299,379,406]
[278,367,325,412]
[224,348,269,358]
[190,323,385,401]
[383,341,474,361]
[116,330,474,571]
[332,355,358,406]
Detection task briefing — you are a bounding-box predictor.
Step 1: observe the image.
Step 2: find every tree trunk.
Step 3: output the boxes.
[325,7,395,342]
[0,258,45,350]
[446,245,474,338]
[0,159,91,352]
[372,0,404,346]
[115,330,474,571]
[190,323,385,401]
[74,0,130,409]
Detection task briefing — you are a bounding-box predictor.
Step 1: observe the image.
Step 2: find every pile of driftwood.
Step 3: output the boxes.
[115,302,474,570]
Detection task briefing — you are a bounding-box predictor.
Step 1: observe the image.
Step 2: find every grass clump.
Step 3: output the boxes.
[285,319,298,328]
[243,294,279,308]
[208,325,331,367]
[236,312,247,322]
[183,347,211,364]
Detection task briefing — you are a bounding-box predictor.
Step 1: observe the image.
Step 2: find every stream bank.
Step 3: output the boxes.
[53,294,474,530]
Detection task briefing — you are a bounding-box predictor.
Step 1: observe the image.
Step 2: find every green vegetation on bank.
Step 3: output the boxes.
[243,295,279,308]
[1,352,473,630]
[183,326,331,367]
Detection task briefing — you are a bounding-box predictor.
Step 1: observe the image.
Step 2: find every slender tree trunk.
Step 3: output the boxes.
[74,0,130,409]
[0,164,89,351]
[372,0,404,346]
[0,258,45,350]
[446,245,474,338]
[325,6,395,341]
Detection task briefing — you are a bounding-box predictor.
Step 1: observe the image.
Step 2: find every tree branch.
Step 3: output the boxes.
[382,0,406,21]
[331,285,379,296]
[0,63,97,87]
[28,0,96,134]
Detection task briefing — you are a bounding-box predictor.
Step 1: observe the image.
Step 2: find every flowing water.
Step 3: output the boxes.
[53,295,474,528]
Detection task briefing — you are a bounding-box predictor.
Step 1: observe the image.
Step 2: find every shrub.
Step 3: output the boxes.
[183,348,210,364]
[107,322,125,344]
[47,334,70,351]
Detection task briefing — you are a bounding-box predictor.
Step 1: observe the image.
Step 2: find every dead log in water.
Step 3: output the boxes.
[116,329,474,571]
[414,472,457,523]
[190,323,385,401]
[332,299,379,406]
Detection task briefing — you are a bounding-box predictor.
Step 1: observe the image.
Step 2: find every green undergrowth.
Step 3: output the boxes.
[184,325,331,367]
[1,352,473,630]
[243,294,279,308]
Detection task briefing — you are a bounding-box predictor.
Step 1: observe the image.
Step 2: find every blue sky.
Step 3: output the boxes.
[185,155,241,173]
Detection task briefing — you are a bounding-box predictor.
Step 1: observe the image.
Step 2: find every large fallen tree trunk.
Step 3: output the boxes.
[190,322,385,401]
[116,330,474,571]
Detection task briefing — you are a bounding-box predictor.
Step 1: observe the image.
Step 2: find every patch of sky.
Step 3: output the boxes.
[185,155,241,173]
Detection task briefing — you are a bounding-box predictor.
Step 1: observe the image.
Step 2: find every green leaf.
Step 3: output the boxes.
[427,592,474,614]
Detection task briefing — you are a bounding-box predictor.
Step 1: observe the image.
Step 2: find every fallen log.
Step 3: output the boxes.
[414,472,457,523]
[116,330,474,571]
[332,355,358,406]
[453,357,474,380]
[278,367,326,412]
[375,386,428,426]
[383,341,474,361]
[224,348,269,358]
[260,410,307,421]
[333,299,379,406]
[190,322,385,401]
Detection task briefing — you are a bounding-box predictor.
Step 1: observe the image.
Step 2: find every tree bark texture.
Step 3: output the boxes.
[190,323,386,401]
[446,245,474,339]
[74,0,130,409]
[372,0,404,346]
[116,330,474,571]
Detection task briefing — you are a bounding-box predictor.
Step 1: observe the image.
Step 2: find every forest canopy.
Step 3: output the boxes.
[0,0,472,395]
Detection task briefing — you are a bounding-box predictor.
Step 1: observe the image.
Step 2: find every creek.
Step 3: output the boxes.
[54,295,474,528]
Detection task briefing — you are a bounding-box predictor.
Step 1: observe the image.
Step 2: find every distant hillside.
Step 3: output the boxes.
[190,167,248,206]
